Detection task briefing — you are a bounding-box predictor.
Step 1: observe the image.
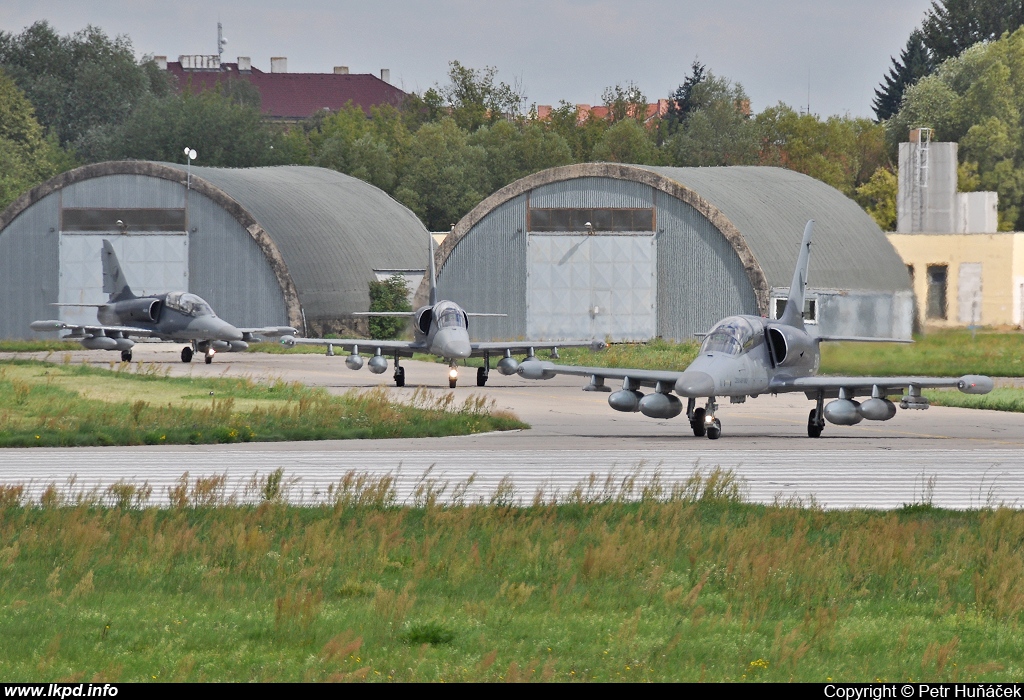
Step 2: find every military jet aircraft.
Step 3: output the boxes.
[517,220,993,439]
[30,239,295,364]
[281,232,603,388]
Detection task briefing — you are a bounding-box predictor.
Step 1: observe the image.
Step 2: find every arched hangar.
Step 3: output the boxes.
[432,163,913,342]
[0,162,427,339]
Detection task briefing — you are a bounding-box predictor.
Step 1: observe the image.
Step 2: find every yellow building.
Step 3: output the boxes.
[886,233,1024,328]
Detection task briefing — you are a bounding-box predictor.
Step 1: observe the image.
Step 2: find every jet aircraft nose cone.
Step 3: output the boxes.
[434,328,471,359]
[674,371,716,397]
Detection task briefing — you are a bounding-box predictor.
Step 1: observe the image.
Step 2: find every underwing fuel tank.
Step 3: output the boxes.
[823,399,863,425]
[517,360,555,380]
[368,354,388,374]
[858,397,897,421]
[346,353,364,370]
[638,392,683,419]
[81,336,118,350]
[608,389,643,413]
[959,375,994,394]
[497,357,519,375]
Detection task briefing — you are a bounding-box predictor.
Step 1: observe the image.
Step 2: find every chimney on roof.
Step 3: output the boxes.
[238,56,251,71]
[334,66,349,74]
[380,68,390,83]
[270,57,288,73]
[154,55,167,70]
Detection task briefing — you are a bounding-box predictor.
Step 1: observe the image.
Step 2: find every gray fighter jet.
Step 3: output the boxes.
[30,240,295,364]
[281,232,603,388]
[517,220,994,439]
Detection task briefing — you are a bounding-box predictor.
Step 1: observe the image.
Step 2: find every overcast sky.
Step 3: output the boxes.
[2,0,935,119]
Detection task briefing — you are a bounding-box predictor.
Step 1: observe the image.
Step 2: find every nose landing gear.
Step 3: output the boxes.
[449,363,459,389]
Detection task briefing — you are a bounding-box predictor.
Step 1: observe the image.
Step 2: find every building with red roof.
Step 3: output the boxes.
[157,55,408,121]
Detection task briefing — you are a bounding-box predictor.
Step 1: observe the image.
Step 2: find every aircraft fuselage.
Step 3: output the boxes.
[673,314,819,398]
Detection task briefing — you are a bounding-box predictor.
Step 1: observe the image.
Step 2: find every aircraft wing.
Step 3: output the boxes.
[238,326,297,341]
[29,320,157,337]
[516,360,683,388]
[470,340,606,354]
[280,335,422,357]
[768,375,994,399]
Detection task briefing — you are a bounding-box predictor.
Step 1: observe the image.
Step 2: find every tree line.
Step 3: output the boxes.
[7,9,1019,234]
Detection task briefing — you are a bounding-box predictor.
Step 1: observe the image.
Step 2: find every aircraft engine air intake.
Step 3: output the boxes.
[608,390,643,413]
[416,308,433,334]
[496,357,519,375]
[766,325,815,367]
[368,354,388,374]
[116,298,161,323]
[638,392,683,419]
[858,397,897,421]
[823,399,862,425]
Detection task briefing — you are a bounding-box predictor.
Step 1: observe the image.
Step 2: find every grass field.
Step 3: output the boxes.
[0,470,1022,682]
[0,359,524,447]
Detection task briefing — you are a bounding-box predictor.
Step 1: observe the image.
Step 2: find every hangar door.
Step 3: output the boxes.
[526,232,656,341]
[58,208,189,327]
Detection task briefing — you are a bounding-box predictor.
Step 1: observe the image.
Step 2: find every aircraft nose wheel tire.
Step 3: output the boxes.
[477,367,488,387]
[204,353,213,365]
[706,418,722,440]
[690,407,707,437]
[449,377,457,389]
[807,409,824,438]
[181,347,193,363]
[394,366,405,387]
[120,350,132,362]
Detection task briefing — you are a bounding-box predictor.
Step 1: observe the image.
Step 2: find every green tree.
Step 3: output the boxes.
[855,167,898,230]
[436,61,525,131]
[758,105,889,196]
[393,118,488,231]
[0,69,74,210]
[0,21,170,150]
[601,82,648,123]
[469,120,572,191]
[661,69,758,166]
[591,119,658,164]
[544,101,609,162]
[920,0,1024,64]
[80,90,290,167]
[874,30,933,121]
[368,274,412,339]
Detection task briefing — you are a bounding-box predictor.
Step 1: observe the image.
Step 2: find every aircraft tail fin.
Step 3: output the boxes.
[778,220,814,330]
[427,231,438,306]
[101,240,135,302]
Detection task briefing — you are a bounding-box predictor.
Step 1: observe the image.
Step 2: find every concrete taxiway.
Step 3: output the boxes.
[2,344,1023,509]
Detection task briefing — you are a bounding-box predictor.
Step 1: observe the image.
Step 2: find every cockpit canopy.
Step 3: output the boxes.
[699,316,764,356]
[165,292,215,318]
[433,300,468,330]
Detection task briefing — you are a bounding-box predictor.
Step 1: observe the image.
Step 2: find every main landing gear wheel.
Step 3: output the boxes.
[394,366,405,388]
[120,350,132,362]
[690,407,706,437]
[706,417,722,440]
[181,347,193,363]
[807,409,824,438]
[205,353,213,365]
[477,367,488,387]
